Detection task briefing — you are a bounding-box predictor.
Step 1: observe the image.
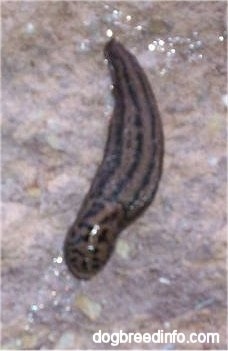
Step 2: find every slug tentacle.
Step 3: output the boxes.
[64,38,164,279]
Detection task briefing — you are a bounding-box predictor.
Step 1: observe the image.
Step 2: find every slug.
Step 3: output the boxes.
[64,38,164,279]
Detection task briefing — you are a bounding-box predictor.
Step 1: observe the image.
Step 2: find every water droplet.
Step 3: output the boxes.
[218,35,224,42]
[196,40,202,47]
[24,324,30,331]
[159,277,171,285]
[53,256,63,264]
[126,15,132,22]
[30,304,38,312]
[148,43,156,51]
[53,269,59,276]
[53,299,59,306]
[25,22,35,35]
[158,39,165,46]
[27,312,34,323]
[160,68,167,76]
[88,244,95,252]
[106,29,113,38]
[164,321,171,328]
[207,156,218,167]
[111,9,122,22]
[136,25,142,31]
[90,224,100,236]
[78,40,90,53]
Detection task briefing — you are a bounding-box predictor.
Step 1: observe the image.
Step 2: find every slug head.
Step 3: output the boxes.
[64,202,124,279]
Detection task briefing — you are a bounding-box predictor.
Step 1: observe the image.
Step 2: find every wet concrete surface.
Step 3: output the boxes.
[2,1,227,350]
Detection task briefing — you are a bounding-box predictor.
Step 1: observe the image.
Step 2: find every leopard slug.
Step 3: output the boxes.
[64,38,164,279]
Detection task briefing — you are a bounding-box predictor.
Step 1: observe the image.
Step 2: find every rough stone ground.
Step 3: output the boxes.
[2,1,227,350]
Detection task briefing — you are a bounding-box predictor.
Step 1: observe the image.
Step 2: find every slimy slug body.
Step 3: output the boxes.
[64,39,164,279]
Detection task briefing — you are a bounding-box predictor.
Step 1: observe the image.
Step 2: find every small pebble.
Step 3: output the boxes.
[222,94,228,107]
[195,297,214,310]
[46,134,64,151]
[25,22,35,35]
[27,186,41,198]
[75,295,101,321]
[2,339,22,349]
[159,277,171,285]
[207,156,218,167]
[55,331,76,349]
[207,115,222,134]
[116,239,131,259]
[21,334,38,349]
